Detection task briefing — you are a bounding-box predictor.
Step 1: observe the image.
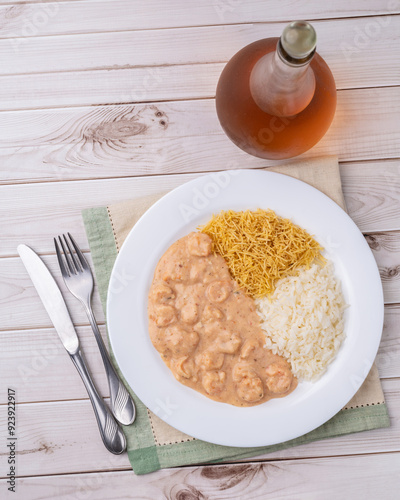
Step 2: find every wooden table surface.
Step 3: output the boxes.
[1,1,400,498]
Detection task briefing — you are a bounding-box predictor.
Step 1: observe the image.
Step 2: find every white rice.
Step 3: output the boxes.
[255,262,346,381]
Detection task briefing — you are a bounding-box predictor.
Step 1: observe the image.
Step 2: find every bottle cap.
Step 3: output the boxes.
[280,21,317,60]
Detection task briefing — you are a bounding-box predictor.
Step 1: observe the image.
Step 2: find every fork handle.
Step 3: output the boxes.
[84,305,136,426]
[69,349,126,455]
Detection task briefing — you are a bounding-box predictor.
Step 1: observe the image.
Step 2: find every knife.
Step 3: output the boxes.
[17,244,126,455]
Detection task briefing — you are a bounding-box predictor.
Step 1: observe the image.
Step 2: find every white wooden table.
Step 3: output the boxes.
[1,1,400,498]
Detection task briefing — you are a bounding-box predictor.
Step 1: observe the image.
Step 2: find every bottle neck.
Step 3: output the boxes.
[249,40,316,117]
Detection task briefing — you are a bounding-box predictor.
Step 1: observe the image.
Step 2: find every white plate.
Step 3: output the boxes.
[107,170,384,447]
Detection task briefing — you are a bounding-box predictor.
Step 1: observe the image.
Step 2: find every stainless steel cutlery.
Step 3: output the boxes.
[54,233,136,426]
[17,244,126,455]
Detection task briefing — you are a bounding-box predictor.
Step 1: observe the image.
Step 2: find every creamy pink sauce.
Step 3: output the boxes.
[148,232,297,407]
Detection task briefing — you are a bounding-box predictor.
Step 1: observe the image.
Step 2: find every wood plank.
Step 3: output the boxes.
[0,89,400,186]
[376,304,400,379]
[0,378,398,479]
[0,397,131,479]
[366,233,400,304]
[0,173,193,259]
[1,158,400,259]
[0,324,110,403]
[2,453,400,500]
[0,62,220,110]
[1,16,399,92]
[0,0,82,5]
[1,45,400,111]
[0,253,105,331]
[341,159,400,232]
[0,0,398,37]
[2,303,399,405]
[0,101,220,149]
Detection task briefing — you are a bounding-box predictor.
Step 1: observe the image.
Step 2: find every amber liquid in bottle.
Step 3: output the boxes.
[216,36,336,160]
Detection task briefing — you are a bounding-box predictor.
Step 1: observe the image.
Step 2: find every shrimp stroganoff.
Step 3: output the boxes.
[148,232,297,407]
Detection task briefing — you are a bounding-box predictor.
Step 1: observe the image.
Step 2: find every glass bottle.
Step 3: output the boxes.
[215,21,336,160]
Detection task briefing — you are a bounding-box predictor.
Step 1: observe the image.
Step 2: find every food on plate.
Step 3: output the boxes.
[256,262,346,380]
[147,208,347,406]
[148,232,297,407]
[200,208,325,297]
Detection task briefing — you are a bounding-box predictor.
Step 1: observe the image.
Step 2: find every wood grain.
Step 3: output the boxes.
[0,0,398,37]
[366,232,400,303]
[2,453,400,500]
[341,160,400,232]
[2,454,399,500]
[1,160,400,259]
[0,253,105,331]
[1,324,110,403]
[1,303,398,405]
[1,54,400,112]
[0,89,399,186]
[376,304,400,379]
[0,377,398,479]
[1,16,399,91]
[0,62,221,110]
[0,397,131,479]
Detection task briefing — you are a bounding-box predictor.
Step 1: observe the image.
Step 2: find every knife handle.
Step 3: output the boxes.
[70,349,126,455]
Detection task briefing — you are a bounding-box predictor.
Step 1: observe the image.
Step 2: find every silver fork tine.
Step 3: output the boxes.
[68,232,89,271]
[63,234,82,272]
[59,235,77,275]
[54,238,70,278]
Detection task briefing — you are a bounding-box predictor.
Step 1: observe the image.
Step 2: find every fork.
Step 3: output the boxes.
[54,233,136,426]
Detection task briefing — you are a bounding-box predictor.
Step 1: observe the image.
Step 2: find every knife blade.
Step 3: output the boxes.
[17,244,79,354]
